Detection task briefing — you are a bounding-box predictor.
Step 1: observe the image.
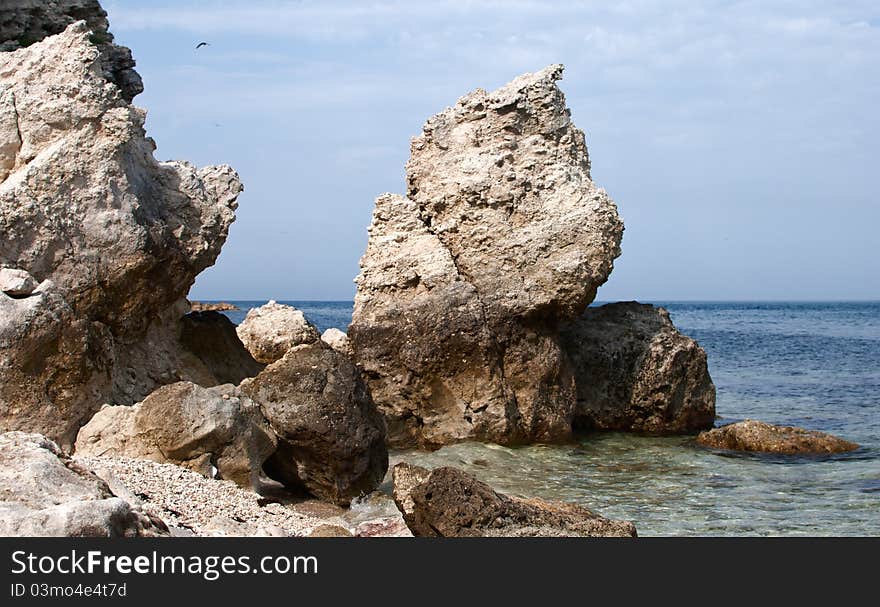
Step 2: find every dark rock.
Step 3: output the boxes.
[179,311,264,385]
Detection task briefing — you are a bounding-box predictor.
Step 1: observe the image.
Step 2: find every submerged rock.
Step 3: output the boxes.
[0,22,242,446]
[391,463,636,537]
[236,301,321,364]
[561,302,715,433]
[240,342,388,505]
[74,382,276,489]
[350,65,622,448]
[0,431,167,537]
[696,420,859,455]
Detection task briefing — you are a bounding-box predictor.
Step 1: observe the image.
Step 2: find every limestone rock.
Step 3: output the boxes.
[189,301,239,312]
[391,463,636,537]
[696,420,859,455]
[240,342,388,506]
[0,431,167,536]
[179,311,265,385]
[0,23,242,446]
[0,0,143,100]
[236,301,321,364]
[0,267,38,297]
[350,65,621,447]
[560,302,716,434]
[320,327,352,357]
[75,382,276,488]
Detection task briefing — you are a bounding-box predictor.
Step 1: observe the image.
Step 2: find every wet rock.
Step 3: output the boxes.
[351,65,622,447]
[696,420,859,455]
[0,431,167,536]
[75,382,276,489]
[391,463,636,537]
[561,302,716,434]
[240,342,388,506]
[236,301,321,364]
[0,22,242,446]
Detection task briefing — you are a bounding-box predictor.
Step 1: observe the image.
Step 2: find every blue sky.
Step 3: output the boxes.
[103,0,879,301]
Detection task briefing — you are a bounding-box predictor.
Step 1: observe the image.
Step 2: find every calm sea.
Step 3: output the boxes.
[216,300,880,536]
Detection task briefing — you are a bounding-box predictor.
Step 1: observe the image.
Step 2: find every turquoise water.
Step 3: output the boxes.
[217,300,880,536]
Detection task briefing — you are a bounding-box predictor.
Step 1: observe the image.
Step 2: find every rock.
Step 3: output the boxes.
[75,382,276,489]
[189,301,239,312]
[354,517,413,538]
[236,301,321,364]
[0,22,242,447]
[350,65,623,448]
[0,0,143,101]
[320,327,353,357]
[0,431,167,536]
[560,302,716,434]
[0,267,38,297]
[240,342,388,506]
[308,524,353,537]
[391,463,636,537]
[696,420,859,455]
[179,311,265,385]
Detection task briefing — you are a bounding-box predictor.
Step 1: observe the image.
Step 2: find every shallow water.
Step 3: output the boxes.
[218,300,880,536]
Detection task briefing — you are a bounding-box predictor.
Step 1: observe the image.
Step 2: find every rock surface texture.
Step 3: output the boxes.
[696,420,859,455]
[74,382,277,488]
[0,431,167,536]
[391,463,636,537]
[320,328,353,356]
[350,65,624,447]
[240,342,389,505]
[0,22,243,446]
[560,302,715,433]
[236,301,321,364]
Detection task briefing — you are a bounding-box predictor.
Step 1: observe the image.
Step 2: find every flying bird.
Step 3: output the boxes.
[195,41,210,49]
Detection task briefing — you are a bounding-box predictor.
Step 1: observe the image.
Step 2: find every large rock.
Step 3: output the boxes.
[75,382,276,488]
[560,302,716,433]
[350,65,623,448]
[240,342,388,506]
[391,463,636,537]
[0,22,242,446]
[236,301,321,364]
[696,420,859,455]
[0,0,143,100]
[0,431,167,536]
[179,311,265,385]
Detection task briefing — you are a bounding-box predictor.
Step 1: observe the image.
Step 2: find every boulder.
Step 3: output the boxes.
[75,382,276,488]
[560,302,715,433]
[0,431,167,536]
[240,342,388,505]
[0,22,242,447]
[696,420,859,455]
[391,463,636,537]
[0,267,38,297]
[350,65,623,448]
[0,0,143,101]
[236,301,321,364]
[320,327,353,357]
[179,311,265,385]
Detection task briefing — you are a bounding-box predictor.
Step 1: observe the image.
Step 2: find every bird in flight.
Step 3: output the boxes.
[195,41,210,49]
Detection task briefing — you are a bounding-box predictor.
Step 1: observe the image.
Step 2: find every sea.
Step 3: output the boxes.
[217,300,880,536]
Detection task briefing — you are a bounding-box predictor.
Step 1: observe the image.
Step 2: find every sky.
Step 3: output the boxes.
[103,0,879,301]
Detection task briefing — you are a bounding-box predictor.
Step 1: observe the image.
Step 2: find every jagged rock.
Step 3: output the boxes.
[350,65,622,447]
[0,267,38,297]
[0,22,242,447]
[240,342,388,506]
[189,301,239,312]
[75,382,276,488]
[320,327,353,357]
[391,463,636,537]
[0,0,143,100]
[696,420,859,455]
[560,302,716,433]
[179,311,265,385]
[236,301,321,364]
[0,431,167,536]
